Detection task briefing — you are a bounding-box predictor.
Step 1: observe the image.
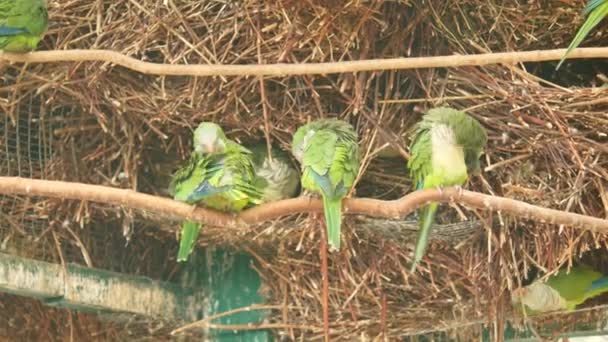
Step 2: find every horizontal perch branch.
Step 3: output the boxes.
[0,177,606,232]
[1,48,607,77]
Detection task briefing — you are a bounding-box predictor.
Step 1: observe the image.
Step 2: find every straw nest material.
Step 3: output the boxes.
[1,0,607,340]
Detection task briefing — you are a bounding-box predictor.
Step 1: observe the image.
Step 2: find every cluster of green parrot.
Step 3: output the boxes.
[169,114,608,316]
[169,107,488,275]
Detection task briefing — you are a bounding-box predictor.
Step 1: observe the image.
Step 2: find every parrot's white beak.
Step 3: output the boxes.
[195,143,216,154]
[511,287,528,302]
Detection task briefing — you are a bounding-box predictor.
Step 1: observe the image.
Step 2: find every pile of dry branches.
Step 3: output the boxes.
[1,0,607,340]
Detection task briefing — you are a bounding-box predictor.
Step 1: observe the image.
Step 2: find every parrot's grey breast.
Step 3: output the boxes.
[430,124,457,146]
[518,282,566,312]
[430,124,467,180]
[256,157,299,202]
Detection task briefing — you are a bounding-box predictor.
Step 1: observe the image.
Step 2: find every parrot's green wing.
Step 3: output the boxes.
[546,266,601,301]
[584,274,608,302]
[546,265,605,308]
[170,153,217,262]
[556,0,608,70]
[171,145,261,262]
[294,119,360,251]
[407,120,433,190]
[302,130,343,251]
[0,0,48,52]
[248,143,300,203]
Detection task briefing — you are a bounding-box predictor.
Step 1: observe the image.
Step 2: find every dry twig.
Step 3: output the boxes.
[1,48,607,77]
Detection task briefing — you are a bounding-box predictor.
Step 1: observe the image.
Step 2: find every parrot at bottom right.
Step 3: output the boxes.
[407,107,487,273]
[512,265,608,314]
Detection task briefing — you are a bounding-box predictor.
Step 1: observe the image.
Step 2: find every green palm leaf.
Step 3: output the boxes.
[556,1,608,70]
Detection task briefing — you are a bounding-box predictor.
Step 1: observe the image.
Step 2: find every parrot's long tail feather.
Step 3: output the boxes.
[410,202,438,273]
[177,220,202,262]
[584,276,608,301]
[322,196,342,252]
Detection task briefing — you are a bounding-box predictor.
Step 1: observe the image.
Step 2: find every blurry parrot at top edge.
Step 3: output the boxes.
[0,0,48,52]
[407,107,487,273]
[291,118,360,252]
[512,265,608,314]
[169,122,261,262]
[557,0,608,70]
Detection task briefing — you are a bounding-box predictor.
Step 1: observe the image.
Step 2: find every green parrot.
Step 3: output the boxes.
[170,123,261,262]
[0,0,48,52]
[557,0,608,70]
[247,143,300,203]
[511,265,608,313]
[291,118,360,252]
[407,107,487,273]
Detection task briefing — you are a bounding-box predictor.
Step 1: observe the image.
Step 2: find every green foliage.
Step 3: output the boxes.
[556,0,608,70]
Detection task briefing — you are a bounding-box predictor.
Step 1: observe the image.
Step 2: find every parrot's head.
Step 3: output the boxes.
[464,147,484,176]
[291,123,316,163]
[438,108,487,175]
[511,286,530,305]
[193,122,228,154]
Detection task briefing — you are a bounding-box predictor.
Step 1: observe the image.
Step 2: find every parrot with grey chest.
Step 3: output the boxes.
[407,107,487,273]
[512,265,608,314]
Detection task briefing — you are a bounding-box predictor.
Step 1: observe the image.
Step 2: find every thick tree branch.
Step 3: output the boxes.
[0,177,606,231]
[1,48,607,77]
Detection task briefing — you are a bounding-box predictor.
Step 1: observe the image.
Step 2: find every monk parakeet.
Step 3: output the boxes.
[557,0,608,70]
[248,143,300,203]
[512,265,608,313]
[407,107,487,272]
[0,0,48,52]
[291,118,360,252]
[170,123,261,262]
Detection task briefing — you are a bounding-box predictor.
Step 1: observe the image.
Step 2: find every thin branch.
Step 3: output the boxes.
[171,304,284,335]
[0,48,607,77]
[0,177,607,231]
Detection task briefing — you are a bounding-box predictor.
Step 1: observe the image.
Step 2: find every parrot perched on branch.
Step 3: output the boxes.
[0,0,48,52]
[247,143,300,203]
[291,118,360,252]
[407,107,487,273]
[170,123,261,262]
[557,0,608,70]
[512,265,608,314]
